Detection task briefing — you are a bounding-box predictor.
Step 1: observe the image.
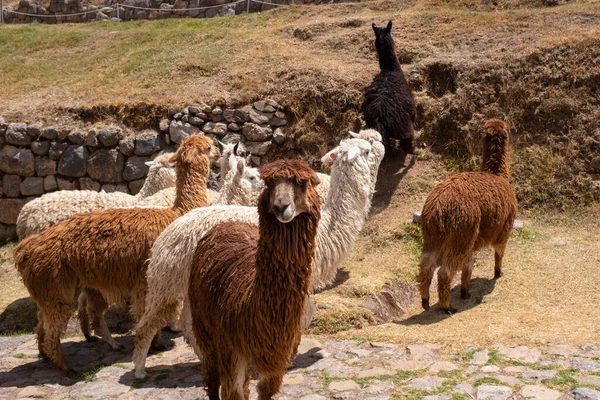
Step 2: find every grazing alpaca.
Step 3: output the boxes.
[132,132,384,378]
[16,153,177,239]
[362,21,417,155]
[14,135,216,374]
[189,159,321,400]
[416,119,517,313]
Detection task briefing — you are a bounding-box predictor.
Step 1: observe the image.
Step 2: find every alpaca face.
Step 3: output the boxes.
[267,177,311,223]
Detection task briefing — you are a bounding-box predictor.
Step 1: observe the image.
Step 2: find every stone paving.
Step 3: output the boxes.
[1,332,600,399]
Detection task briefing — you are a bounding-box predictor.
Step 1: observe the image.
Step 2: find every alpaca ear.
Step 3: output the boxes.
[218,141,227,150]
[348,131,360,138]
[347,146,361,161]
[386,21,392,32]
[236,158,245,175]
[372,23,377,32]
[233,142,239,156]
[310,174,321,187]
[145,160,155,167]
[321,147,338,166]
[228,153,237,171]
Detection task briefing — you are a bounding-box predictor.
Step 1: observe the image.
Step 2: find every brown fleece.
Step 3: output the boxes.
[14,135,214,374]
[188,159,321,400]
[416,120,518,313]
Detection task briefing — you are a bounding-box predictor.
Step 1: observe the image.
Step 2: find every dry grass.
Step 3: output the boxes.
[311,154,600,348]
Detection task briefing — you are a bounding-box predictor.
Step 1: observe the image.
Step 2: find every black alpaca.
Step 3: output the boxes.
[362,21,416,155]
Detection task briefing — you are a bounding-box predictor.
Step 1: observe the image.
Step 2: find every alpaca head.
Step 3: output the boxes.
[228,153,264,192]
[372,21,395,56]
[171,135,219,169]
[136,152,178,196]
[484,119,509,140]
[259,159,320,224]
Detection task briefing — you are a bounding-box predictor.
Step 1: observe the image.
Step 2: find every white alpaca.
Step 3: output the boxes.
[16,153,176,239]
[132,131,385,378]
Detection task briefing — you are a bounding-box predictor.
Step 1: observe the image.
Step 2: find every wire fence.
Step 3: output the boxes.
[0,0,290,22]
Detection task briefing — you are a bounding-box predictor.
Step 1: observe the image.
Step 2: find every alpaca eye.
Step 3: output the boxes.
[299,180,307,188]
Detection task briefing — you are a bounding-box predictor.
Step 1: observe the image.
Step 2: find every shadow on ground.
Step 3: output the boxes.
[398,277,497,326]
[370,154,416,216]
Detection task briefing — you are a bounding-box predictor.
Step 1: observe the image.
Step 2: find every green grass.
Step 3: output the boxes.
[81,366,105,383]
[474,377,507,387]
[0,330,34,337]
[548,369,578,391]
[486,349,502,365]
[113,363,132,370]
[12,352,38,359]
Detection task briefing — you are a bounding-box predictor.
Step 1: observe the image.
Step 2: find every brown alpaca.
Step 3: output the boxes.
[188,159,321,400]
[416,119,517,314]
[14,135,216,374]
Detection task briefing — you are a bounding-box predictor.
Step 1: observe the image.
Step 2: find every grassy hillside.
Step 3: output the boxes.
[1,0,599,207]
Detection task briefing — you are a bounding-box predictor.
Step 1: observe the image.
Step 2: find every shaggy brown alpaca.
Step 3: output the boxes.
[14,135,216,374]
[362,21,416,155]
[416,119,517,313]
[188,159,321,400]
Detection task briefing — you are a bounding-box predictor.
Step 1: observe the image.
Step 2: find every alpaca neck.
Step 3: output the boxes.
[378,45,402,72]
[254,192,320,329]
[172,165,209,214]
[136,172,163,199]
[313,160,370,288]
[481,138,510,180]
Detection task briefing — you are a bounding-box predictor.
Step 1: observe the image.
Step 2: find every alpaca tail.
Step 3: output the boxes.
[481,119,510,179]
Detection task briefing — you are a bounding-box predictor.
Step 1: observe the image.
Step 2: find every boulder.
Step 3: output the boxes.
[202,122,228,137]
[58,146,88,177]
[44,175,57,191]
[0,198,28,224]
[189,116,204,126]
[0,146,35,176]
[57,176,78,191]
[273,128,286,144]
[5,123,30,145]
[49,141,69,161]
[79,177,101,191]
[26,124,41,140]
[223,109,249,124]
[41,127,58,140]
[242,123,272,141]
[135,130,161,156]
[97,125,124,147]
[87,149,125,183]
[119,137,135,156]
[123,156,150,181]
[249,108,273,125]
[169,120,201,144]
[2,175,22,197]
[35,156,57,176]
[20,177,44,196]
[31,140,50,156]
[240,140,272,156]
[67,131,86,145]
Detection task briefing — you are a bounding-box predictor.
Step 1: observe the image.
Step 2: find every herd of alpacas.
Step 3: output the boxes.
[10,21,518,399]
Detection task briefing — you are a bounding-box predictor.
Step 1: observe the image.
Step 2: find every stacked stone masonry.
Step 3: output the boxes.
[0,100,288,239]
[2,0,352,24]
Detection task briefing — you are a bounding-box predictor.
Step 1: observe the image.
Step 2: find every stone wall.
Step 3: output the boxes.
[2,0,353,24]
[0,99,288,241]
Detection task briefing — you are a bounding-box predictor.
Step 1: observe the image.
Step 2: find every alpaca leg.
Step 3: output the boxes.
[85,289,123,350]
[181,299,202,359]
[220,354,247,400]
[202,352,221,400]
[77,292,96,343]
[460,253,475,299]
[257,373,284,400]
[494,241,508,279]
[36,310,49,361]
[133,300,179,379]
[130,289,164,352]
[437,264,459,314]
[41,303,72,375]
[400,138,415,155]
[416,251,437,310]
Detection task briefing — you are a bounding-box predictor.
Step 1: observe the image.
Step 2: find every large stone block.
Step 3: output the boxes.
[0,146,35,176]
[31,140,50,156]
[0,198,27,224]
[44,175,58,192]
[242,123,272,141]
[87,149,125,183]
[58,145,88,177]
[49,141,69,161]
[169,120,201,144]
[223,108,250,124]
[2,175,22,198]
[97,125,124,147]
[6,123,30,145]
[35,156,57,176]
[123,156,150,181]
[135,131,161,156]
[20,177,44,196]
